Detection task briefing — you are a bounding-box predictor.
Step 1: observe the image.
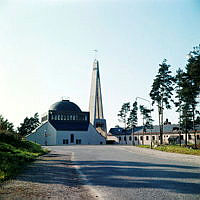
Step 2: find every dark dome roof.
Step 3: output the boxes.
[49,100,82,112]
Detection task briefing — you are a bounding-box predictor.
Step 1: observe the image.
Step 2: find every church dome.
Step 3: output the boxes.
[49,100,82,112]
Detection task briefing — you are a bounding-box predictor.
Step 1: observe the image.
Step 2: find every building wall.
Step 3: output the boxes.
[117,135,133,145]
[27,122,106,145]
[26,122,56,145]
[115,132,200,145]
[56,124,106,145]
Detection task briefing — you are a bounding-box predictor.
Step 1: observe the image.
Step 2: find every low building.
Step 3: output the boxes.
[26,99,106,145]
[109,124,200,145]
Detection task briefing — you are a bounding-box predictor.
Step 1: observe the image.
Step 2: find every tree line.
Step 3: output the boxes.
[118,44,200,146]
[0,113,40,137]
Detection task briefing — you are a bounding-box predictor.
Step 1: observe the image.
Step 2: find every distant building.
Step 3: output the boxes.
[26,99,106,145]
[109,124,200,145]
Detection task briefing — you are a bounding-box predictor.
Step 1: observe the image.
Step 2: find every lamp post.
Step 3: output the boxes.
[136,97,152,147]
[44,129,47,146]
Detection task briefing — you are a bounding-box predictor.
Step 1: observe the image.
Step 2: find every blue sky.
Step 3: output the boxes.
[0,0,200,130]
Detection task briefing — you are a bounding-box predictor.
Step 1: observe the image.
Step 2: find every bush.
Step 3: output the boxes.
[0,131,47,182]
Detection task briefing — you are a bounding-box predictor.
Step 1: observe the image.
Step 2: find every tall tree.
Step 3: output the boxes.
[174,68,184,146]
[174,65,199,146]
[118,102,130,129]
[127,101,138,130]
[186,44,200,90]
[17,113,40,137]
[149,59,174,144]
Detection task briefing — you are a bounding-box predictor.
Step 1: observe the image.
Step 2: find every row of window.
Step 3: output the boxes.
[63,139,82,144]
[50,114,88,121]
[119,136,158,141]
[118,135,200,141]
[63,134,82,144]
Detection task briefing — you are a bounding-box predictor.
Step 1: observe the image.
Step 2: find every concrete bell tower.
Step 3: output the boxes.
[89,59,107,132]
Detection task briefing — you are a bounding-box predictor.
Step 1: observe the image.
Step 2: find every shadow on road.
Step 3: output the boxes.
[16,153,200,195]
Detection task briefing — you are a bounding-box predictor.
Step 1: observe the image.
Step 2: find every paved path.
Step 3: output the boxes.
[0,151,96,200]
[50,145,200,200]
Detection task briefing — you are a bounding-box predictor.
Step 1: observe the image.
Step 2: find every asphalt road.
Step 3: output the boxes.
[49,145,200,200]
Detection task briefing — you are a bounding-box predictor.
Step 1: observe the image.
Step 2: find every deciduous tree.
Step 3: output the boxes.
[17,113,40,137]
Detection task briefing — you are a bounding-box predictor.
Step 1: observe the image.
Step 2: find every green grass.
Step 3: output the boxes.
[138,144,200,156]
[0,132,48,182]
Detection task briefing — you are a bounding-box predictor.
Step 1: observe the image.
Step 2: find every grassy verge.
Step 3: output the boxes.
[0,132,48,182]
[138,144,200,156]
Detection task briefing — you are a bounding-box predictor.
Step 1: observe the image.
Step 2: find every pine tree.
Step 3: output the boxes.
[149,59,174,144]
[127,101,138,130]
[187,44,200,89]
[118,102,130,129]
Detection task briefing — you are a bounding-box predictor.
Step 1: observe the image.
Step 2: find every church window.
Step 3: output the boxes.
[76,139,81,144]
[129,136,132,141]
[152,136,155,140]
[55,115,58,120]
[63,139,68,144]
[124,136,126,141]
[140,136,143,140]
[70,134,74,143]
[146,136,149,140]
[58,115,60,120]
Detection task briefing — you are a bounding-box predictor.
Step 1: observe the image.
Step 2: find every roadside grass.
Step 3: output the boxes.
[0,132,48,182]
[138,144,200,156]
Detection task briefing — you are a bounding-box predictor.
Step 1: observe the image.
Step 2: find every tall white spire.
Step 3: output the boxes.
[89,59,107,132]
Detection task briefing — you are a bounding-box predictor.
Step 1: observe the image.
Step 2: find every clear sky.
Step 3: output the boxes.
[0,0,200,130]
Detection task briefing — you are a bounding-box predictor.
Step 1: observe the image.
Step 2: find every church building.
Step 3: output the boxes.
[26,59,107,145]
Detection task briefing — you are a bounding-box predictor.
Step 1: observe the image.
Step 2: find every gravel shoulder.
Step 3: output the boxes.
[0,150,97,200]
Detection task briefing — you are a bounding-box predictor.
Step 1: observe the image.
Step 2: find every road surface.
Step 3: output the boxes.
[49,145,200,200]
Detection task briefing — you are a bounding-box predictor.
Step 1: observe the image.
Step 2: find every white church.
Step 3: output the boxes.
[26,59,107,145]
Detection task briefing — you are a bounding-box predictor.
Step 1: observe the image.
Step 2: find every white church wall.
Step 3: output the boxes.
[56,124,106,145]
[26,122,56,145]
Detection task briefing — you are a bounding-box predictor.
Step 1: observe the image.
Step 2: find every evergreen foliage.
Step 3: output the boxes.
[0,115,14,133]
[118,102,130,129]
[139,105,153,130]
[127,101,138,129]
[149,59,174,144]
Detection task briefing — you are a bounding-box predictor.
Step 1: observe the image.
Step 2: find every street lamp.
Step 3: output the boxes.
[136,97,153,147]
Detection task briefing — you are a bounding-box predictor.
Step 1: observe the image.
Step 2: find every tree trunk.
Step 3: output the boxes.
[185,119,187,146]
[161,102,164,145]
[192,109,197,148]
[158,106,161,145]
